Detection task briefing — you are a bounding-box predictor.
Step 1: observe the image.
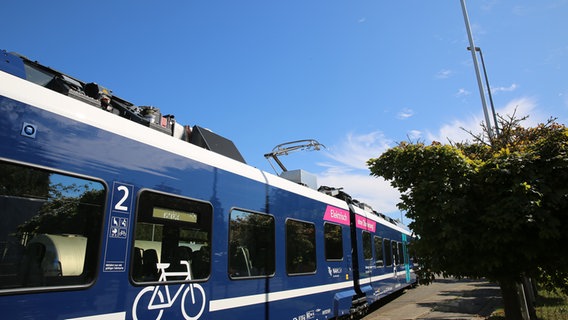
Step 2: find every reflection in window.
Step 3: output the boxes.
[324,223,343,261]
[0,161,105,290]
[374,236,384,267]
[286,219,316,274]
[228,209,275,278]
[384,239,392,267]
[392,241,399,266]
[362,231,372,260]
[132,190,212,282]
[398,242,405,266]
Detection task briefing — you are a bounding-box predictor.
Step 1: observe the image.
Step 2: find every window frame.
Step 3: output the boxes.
[228,208,275,279]
[285,218,317,276]
[398,241,405,266]
[384,239,393,267]
[0,160,106,292]
[323,222,344,261]
[392,241,400,266]
[132,189,213,284]
[362,231,373,261]
[374,236,384,267]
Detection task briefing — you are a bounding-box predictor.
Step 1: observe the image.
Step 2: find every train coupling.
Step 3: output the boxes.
[349,296,369,319]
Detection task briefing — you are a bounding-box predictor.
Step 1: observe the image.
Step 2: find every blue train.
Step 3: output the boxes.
[0,49,416,319]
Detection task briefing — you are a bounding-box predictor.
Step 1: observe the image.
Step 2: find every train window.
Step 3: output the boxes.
[398,242,405,266]
[0,161,104,291]
[362,231,372,260]
[384,239,392,266]
[392,241,399,266]
[324,223,343,261]
[374,236,384,267]
[286,219,316,275]
[228,209,275,278]
[132,190,212,283]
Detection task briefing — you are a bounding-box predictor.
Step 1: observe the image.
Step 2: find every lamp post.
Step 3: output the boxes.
[468,46,500,135]
[460,0,495,139]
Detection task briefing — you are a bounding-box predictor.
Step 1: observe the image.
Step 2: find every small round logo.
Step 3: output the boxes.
[21,122,37,139]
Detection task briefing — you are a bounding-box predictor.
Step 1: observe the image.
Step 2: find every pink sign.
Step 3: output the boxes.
[323,205,350,226]
[355,215,376,232]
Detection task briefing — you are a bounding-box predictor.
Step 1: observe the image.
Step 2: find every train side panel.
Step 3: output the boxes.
[0,52,416,320]
[0,70,358,319]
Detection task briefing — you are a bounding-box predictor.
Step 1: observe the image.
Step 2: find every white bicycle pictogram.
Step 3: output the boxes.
[132,261,206,320]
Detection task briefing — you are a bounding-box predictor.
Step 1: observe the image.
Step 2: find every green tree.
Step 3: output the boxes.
[367,117,568,319]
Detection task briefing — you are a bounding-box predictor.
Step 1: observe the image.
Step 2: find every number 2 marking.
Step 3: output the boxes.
[114,185,130,211]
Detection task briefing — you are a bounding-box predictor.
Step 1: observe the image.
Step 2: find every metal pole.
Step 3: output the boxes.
[460,0,494,139]
[477,48,500,135]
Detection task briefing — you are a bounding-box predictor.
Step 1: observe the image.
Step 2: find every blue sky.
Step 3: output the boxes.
[3,1,567,221]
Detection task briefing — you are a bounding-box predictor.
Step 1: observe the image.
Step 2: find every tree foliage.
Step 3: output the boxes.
[368,117,568,294]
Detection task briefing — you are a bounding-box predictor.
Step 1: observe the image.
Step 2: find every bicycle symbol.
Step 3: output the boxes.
[132,261,206,320]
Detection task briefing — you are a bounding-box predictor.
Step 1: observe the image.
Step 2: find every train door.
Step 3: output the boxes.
[322,204,357,317]
[390,235,414,288]
[370,234,388,296]
[367,231,403,300]
[129,190,213,320]
[401,234,412,284]
[361,220,395,303]
[351,210,378,307]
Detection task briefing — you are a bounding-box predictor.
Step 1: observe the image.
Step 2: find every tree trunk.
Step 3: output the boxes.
[499,279,524,320]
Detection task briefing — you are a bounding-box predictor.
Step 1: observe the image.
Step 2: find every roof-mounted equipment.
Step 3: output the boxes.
[264,139,325,189]
[0,51,247,163]
[263,139,325,173]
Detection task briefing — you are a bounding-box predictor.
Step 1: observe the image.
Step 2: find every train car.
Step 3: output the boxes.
[0,49,416,320]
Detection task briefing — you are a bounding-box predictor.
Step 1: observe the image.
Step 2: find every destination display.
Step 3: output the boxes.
[152,206,197,223]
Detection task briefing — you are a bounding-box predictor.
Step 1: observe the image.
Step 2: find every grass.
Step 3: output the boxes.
[488,288,568,320]
[535,289,568,320]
